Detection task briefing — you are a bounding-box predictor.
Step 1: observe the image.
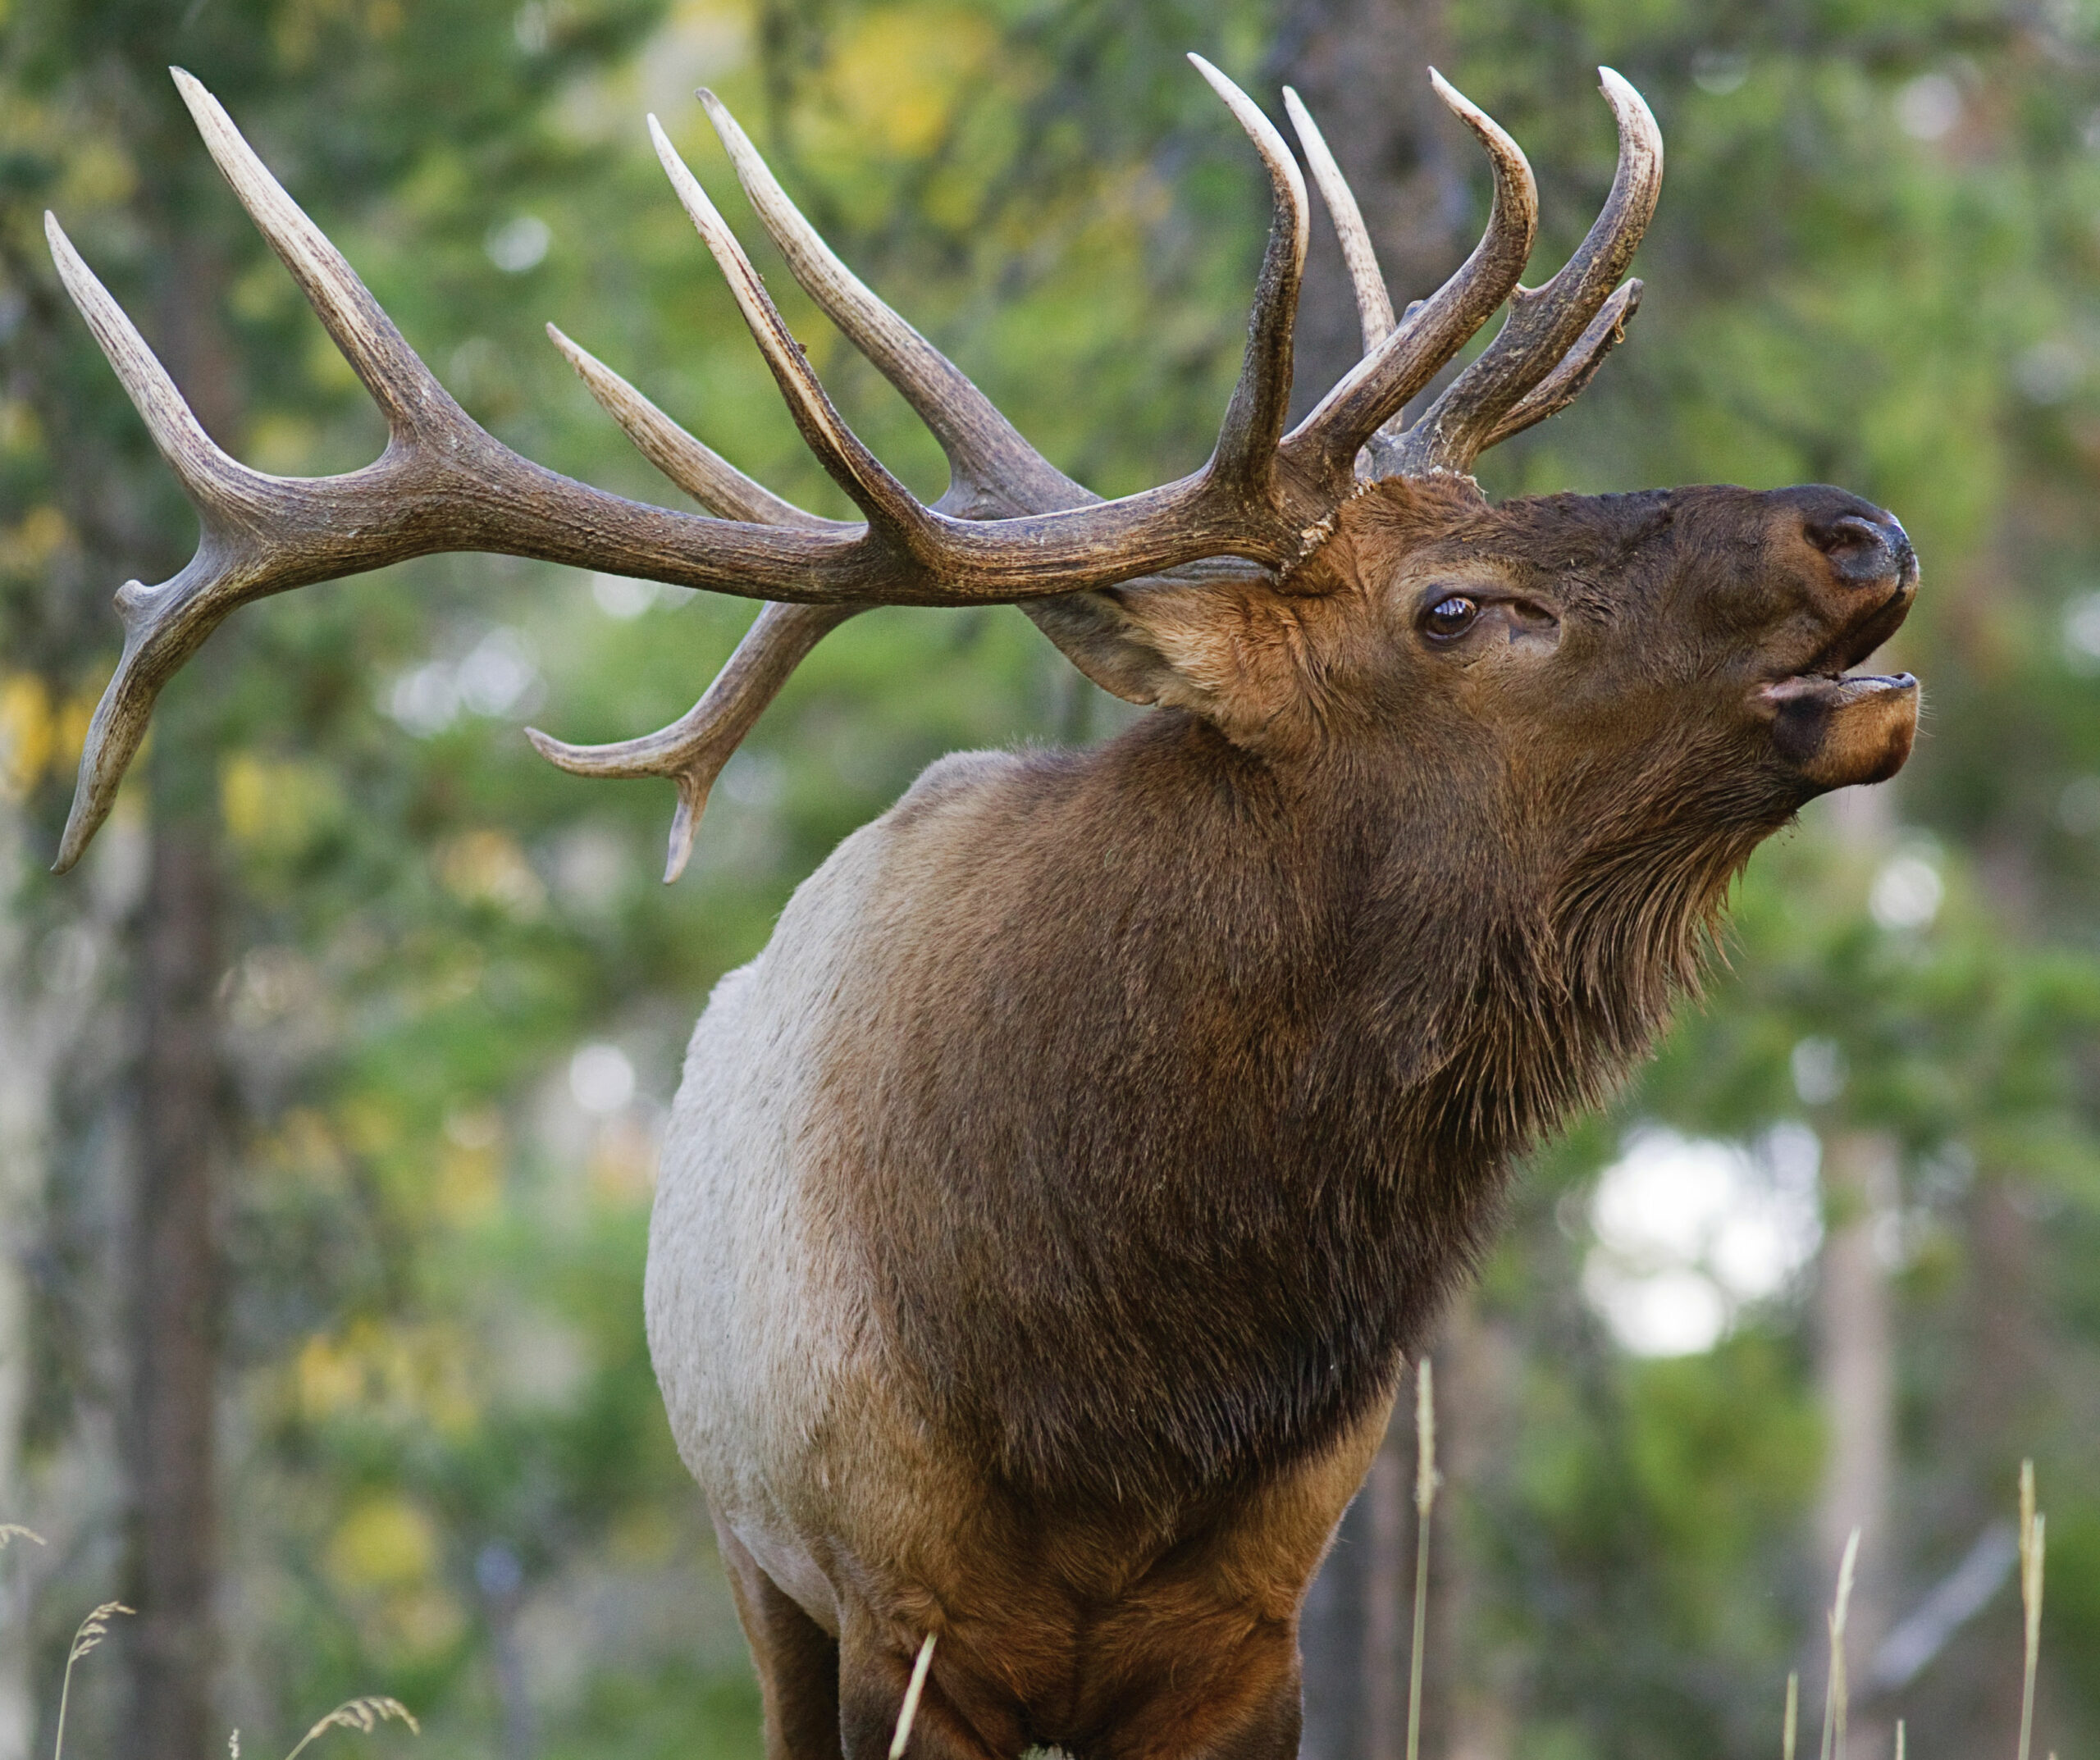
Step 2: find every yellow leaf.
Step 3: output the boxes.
[219,752,343,858]
[826,7,998,157]
[0,674,53,800]
[436,829,546,917]
[296,1334,364,1420]
[326,1498,436,1591]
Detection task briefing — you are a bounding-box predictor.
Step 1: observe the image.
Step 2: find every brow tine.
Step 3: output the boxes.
[546,323,841,530]
[696,90,1091,518]
[528,600,861,881]
[647,116,934,546]
[1281,88,1396,354]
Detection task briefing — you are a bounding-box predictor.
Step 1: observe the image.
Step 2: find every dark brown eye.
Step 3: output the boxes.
[1422,595,1478,641]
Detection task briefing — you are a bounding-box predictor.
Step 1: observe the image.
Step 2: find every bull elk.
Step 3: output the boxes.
[47,52,1918,1760]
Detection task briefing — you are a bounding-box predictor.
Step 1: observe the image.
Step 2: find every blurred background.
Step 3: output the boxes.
[0,0,2096,1757]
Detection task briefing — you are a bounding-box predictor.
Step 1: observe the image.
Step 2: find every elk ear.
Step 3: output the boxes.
[1023,577,1309,745]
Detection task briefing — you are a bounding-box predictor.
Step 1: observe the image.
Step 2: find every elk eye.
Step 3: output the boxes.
[1422,595,1479,641]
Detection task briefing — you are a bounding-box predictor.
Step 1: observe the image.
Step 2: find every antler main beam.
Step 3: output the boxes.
[48,60,1659,877]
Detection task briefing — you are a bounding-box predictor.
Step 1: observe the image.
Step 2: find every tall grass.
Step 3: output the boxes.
[1819,1530,1859,1760]
[2018,1461,2046,1760]
[39,1591,414,1760]
[281,1700,419,1760]
[889,1633,938,1760]
[1797,1463,2049,1760]
[51,1603,128,1760]
[1405,1359,1438,1760]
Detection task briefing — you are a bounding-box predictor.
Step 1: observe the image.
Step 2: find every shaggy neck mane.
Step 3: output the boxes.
[873,709,1766,1527]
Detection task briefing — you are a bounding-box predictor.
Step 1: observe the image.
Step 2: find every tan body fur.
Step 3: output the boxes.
[651,750,1397,1758]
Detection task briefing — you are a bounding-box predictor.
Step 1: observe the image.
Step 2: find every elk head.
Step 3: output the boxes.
[43,57,1915,893]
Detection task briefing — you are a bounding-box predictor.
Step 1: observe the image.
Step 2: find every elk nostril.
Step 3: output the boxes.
[1806,512,1905,584]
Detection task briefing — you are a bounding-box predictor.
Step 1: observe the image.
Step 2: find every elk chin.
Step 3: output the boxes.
[1757,673,1920,791]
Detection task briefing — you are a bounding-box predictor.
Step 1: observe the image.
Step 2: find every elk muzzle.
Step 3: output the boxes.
[1756,501,1920,791]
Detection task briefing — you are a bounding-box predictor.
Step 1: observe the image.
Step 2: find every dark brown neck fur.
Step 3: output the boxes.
[842,701,1764,1525]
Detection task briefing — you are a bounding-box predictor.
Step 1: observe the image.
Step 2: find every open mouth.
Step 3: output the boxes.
[1754,584,1920,787]
[1764,584,1918,705]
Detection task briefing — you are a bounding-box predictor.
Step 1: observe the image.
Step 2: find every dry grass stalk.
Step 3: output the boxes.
[1819,1529,1859,1760]
[281,1696,419,1760]
[52,1602,131,1760]
[2017,1461,2045,1760]
[1783,1671,1798,1760]
[1405,1357,1439,1760]
[1893,1719,1904,1760]
[888,1632,938,1760]
[0,1525,45,1550]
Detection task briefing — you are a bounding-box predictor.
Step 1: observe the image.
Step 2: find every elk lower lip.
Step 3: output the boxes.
[1757,672,1920,789]
[1761,672,1915,705]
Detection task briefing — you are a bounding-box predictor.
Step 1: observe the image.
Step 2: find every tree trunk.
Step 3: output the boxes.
[0,810,50,1760]
[1427,1298,1515,1760]
[1267,0,1463,424]
[1811,787,1900,1757]
[1816,1128,1898,1662]
[126,810,223,1760]
[121,221,242,1760]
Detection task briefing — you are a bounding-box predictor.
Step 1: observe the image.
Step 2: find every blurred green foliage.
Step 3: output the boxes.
[1,0,2098,1756]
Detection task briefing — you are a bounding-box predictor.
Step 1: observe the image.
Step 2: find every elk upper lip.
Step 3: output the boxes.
[1787,584,1914,685]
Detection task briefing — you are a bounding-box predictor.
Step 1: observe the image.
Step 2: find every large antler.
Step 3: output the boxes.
[526,58,1319,878]
[528,63,1540,876]
[47,59,1656,878]
[1278,68,1656,481]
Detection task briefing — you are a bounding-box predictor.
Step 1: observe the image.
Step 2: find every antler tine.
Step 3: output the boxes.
[1281,89,1396,355]
[1393,68,1661,476]
[546,322,842,530]
[171,69,459,439]
[1476,278,1641,451]
[44,212,249,514]
[536,321,861,880]
[528,600,858,882]
[1189,55,1309,491]
[41,211,271,870]
[1283,71,1536,486]
[696,91,1092,521]
[646,116,944,552]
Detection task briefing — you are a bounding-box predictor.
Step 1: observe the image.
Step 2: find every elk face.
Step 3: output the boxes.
[1268,476,1919,845]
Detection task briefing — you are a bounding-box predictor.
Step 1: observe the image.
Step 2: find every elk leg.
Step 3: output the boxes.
[713,1516,843,1760]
